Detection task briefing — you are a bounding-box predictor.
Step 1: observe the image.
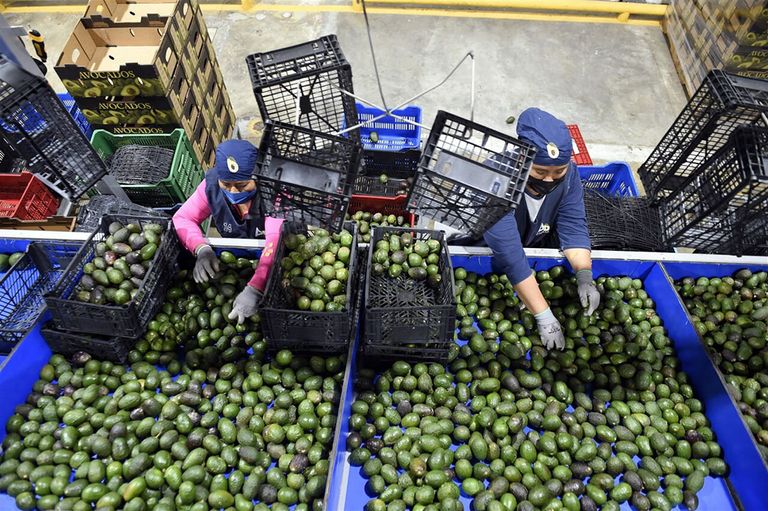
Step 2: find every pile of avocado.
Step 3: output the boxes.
[348,267,727,511]
[370,231,443,288]
[676,269,768,459]
[75,221,165,306]
[0,345,343,511]
[278,227,354,313]
[0,252,24,272]
[134,251,263,370]
[0,247,343,511]
[345,210,409,243]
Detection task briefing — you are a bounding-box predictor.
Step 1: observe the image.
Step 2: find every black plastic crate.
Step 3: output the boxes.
[737,212,768,256]
[362,148,420,178]
[107,145,175,185]
[257,121,361,232]
[660,125,768,244]
[246,35,359,140]
[714,208,768,256]
[583,191,665,252]
[41,326,133,364]
[362,226,456,363]
[0,132,21,172]
[45,214,180,338]
[661,205,741,253]
[639,70,768,199]
[0,55,107,201]
[407,111,535,239]
[352,149,419,196]
[75,195,166,232]
[0,242,81,354]
[352,176,409,197]
[260,221,359,353]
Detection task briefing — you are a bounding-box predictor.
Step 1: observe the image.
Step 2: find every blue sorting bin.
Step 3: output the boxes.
[578,161,639,197]
[327,255,763,511]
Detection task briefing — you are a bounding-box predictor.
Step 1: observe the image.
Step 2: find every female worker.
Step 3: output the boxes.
[484,108,600,350]
[173,139,282,324]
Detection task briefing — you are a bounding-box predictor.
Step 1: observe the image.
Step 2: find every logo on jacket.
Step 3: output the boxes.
[536,223,550,236]
[222,222,233,233]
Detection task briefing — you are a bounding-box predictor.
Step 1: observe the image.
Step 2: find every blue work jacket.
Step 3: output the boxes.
[483,163,591,285]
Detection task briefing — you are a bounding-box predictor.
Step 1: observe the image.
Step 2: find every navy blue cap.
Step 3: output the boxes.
[214,139,258,181]
[516,108,572,166]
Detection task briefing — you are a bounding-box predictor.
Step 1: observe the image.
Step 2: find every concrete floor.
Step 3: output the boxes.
[7,9,686,166]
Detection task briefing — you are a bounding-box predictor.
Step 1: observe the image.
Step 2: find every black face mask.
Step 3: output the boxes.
[527,175,565,197]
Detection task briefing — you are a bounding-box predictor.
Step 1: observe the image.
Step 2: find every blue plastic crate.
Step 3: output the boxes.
[0,242,81,354]
[578,161,639,197]
[57,93,92,139]
[0,102,46,135]
[353,103,421,151]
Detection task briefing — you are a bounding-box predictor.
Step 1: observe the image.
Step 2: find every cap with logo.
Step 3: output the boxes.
[516,107,572,167]
[213,139,259,182]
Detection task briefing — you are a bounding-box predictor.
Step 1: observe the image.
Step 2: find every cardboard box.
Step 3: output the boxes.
[75,95,180,125]
[192,123,210,161]
[191,70,214,108]
[0,216,76,231]
[180,92,201,136]
[85,0,179,21]
[55,18,179,98]
[168,63,191,113]
[100,124,179,135]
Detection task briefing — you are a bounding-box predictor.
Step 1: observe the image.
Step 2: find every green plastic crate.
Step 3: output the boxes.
[90,129,203,207]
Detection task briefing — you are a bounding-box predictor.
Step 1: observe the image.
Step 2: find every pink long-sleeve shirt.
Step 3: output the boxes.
[172,181,282,292]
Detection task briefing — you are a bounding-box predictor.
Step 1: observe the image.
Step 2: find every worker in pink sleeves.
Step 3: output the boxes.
[173,139,282,324]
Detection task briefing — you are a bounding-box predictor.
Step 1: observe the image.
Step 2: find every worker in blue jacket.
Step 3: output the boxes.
[484,108,600,351]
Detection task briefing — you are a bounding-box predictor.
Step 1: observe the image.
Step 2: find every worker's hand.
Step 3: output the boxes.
[193,245,220,284]
[576,269,600,316]
[534,307,565,350]
[228,286,263,324]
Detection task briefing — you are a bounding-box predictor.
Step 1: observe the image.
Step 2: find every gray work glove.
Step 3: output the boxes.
[228,286,263,324]
[193,245,220,284]
[576,269,601,316]
[534,307,565,350]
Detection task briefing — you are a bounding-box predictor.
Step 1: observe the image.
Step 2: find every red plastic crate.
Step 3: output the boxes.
[567,124,593,166]
[349,194,416,227]
[0,172,59,220]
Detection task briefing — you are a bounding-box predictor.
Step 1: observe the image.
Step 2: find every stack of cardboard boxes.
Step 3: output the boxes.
[54,0,235,168]
[666,1,768,96]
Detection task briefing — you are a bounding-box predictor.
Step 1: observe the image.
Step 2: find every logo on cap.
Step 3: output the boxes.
[546,143,559,159]
[227,156,239,173]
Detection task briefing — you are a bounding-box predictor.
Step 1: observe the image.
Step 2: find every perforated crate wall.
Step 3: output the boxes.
[362,227,456,363]
[257,121,361,232]
[0,56,106,201]
[661,125,768,245]
[661,205,741,253]
[407,111,535,238]
[260,221,359,353]
[0,242,81,354]
[639,70,768,199]
[246,35,359,140]
[45,215,179,338]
